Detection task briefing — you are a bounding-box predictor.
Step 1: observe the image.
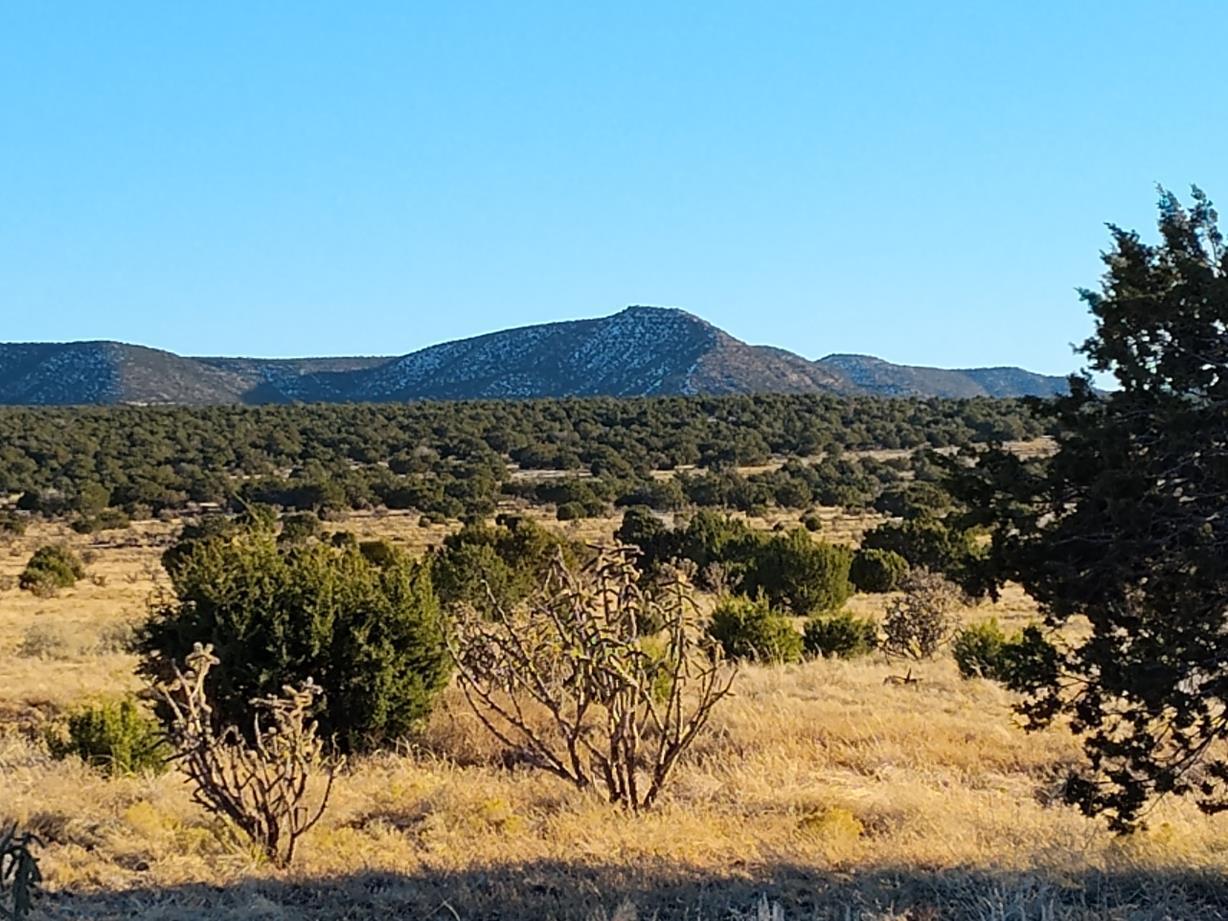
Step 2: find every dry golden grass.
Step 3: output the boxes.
[0,515,1224,920]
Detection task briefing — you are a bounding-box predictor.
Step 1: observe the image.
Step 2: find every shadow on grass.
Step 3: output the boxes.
[35,860,1228,920]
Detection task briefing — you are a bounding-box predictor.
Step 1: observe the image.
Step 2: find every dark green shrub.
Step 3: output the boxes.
[803,611,878,659]
[800,512,824,532]
[47,697,169,776]
[330,530,358,549]
[433,517,578,613]
[140,527,450,753]
[70,508,132,535]
[616,506,677,574]
[707,595,803,664]
[357,538,398,566]
[861,515,975,578]
[555,501,588,521]
[432,540,514,611]
[19,545,84,596]
[850,548,909,593]
[742,529,852,615]
[278,511,323,545]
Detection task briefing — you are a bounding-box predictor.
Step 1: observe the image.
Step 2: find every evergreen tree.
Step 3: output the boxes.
[952,188,1228,828]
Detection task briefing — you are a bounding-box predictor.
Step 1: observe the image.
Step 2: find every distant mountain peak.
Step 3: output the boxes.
[0,307,1069,405]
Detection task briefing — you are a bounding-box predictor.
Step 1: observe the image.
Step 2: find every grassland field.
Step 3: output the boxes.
[0,502,1225,920]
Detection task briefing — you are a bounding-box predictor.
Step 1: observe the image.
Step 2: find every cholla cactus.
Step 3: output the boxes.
[0,823,41,921]
[159,644,341,866]
[448,546,735,812]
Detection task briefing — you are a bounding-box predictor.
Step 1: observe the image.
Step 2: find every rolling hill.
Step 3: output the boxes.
[0,306,1070,405]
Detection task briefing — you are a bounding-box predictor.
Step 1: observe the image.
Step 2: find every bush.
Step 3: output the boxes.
[69,509,131,535]
[15,624,73,660]
[849,548,909,593]
[47,697,168,776]
[803,611,878,659]
[278,511,323,545]
[140,526,450,753]
[951,618,1009,679]
[881,569,961,660]
[707,595,803,664]
[432,517,577,614]
[951,620,1044,685]
[861,515,975,577]
[555,501,588,521]
[19,545,84,596]
[800,512,824,532]
[616,506,676,574]
[742,529,852,615]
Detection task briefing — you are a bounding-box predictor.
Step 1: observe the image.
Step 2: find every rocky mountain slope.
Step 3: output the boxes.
[0,307,1069,405]
[816,354,1069,399]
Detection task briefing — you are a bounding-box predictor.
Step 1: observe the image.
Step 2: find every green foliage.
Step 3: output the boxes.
[800,511,824,532]
[18,544,84,596]
[140,526,451,753]
[433,516,578,614]
[873,480,952,520]
[849,548,909,593]
[47,697,169,776]
[555,500,589,521]
[951,619,1008,679]
[950,619,1043,683]
[278,511,323,545]
[616,506,675,574]
[707,595,803,664]
[860,514,976,579]
[742,529,852,615]
[69,508,131,534]
[0,394,1043,526]
[803,610,878,659]
[950,188,1228,828]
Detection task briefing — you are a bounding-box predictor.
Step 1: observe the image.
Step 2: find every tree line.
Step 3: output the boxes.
[0,393,1044,526]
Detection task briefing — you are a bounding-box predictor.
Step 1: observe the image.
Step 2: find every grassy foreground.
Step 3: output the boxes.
[0,515,1225,920]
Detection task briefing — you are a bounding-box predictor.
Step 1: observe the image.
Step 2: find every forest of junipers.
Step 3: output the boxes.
[0,394,1044,528]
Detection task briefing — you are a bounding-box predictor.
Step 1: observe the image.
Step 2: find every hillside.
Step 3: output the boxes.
[817,353,1069,398]
[0,307,1068,404]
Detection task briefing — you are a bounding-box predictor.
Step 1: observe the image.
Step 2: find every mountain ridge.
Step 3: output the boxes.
[0,306,1070,405]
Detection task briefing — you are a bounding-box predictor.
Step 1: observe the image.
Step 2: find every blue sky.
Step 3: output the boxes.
[1,2,1224,374]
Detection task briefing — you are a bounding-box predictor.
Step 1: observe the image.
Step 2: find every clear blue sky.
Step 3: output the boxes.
[2,2,1223,375]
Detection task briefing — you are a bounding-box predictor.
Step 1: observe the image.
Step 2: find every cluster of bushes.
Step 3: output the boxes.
[0,395,1044,524]
[706,598,880,665]
[619,509,852,615]
[19,544,84,596]
[431,515,582,613]
[951,619,1048,683]
[860,514,982,588]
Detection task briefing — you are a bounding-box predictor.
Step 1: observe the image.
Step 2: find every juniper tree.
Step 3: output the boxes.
[952,187,1228,829]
